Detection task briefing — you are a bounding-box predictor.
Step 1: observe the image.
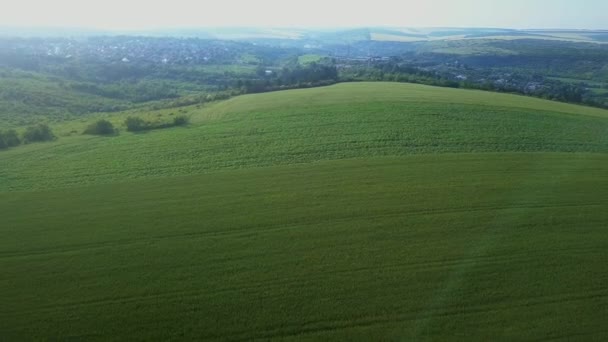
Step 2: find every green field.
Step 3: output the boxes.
[297,54,325,64]
[2,83,608,340]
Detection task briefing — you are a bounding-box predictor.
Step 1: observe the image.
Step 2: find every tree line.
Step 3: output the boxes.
[339,59,608,109]
[0,123,55,149]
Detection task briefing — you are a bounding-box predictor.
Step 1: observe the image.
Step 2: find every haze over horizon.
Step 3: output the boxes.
[1,0,607,31]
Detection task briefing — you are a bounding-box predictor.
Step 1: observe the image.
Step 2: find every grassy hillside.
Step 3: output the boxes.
[2,83,608,191]
[2,83,608,340]
[0,64,255,128]
[0,70,129,127]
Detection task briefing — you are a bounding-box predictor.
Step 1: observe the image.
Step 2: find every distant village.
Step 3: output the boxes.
[1,37,258,65]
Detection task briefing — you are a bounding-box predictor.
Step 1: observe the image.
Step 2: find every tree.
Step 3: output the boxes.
[84,119,116,135]
[22,124,55,143]
[125,117,147,132]
[0,129,21,149]
[173,116,189,126]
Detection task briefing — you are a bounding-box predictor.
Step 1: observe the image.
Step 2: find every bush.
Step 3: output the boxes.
[125,117,147,132]
[0,129,21,149]
[173,115,189,126]
[84,119,116,135]
[126,115,189,132]
[22,124,55,143]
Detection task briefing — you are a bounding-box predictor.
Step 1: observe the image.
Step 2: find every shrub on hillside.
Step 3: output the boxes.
[125,117,147,132]
[84,119,116,135]
[22,124,55,143]
[126,115,189,132]
[0,129,21,149]
[173,115,189,126]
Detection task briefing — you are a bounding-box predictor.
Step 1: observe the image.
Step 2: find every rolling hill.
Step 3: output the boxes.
[1,82,608,340]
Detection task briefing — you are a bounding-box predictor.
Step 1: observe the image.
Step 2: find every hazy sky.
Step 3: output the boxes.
[1,0,607,30]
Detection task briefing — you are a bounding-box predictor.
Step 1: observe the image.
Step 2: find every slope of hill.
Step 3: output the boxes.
[1,82,607,191]
[1,82,608,340]
[0,70,130,127]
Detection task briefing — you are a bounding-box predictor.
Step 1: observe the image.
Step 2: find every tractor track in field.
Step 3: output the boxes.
[1,201,604,260]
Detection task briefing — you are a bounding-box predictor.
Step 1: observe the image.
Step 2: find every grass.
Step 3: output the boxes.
[297,54,325,64]
[2,83,608,192]
[549,76,606,86]
[0,71,129,127]
[1,82,608,340]
[2,154,608,340]
[591,88,608,95]
[0,64,256,128]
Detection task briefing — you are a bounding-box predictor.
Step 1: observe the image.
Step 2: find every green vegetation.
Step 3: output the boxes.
[22,123,55,143]
[1,83,608,340]
[0,69,129,127]
[2,82,608,190]
[172,115,189,126]
[83,119,116,136]
[2,154,608,340]
[125,116,148,132]
[239,52,262,64]
[2,35,608,131]
[124,114,190,133]
[0,123,56,149]
[0,128,20,149]
[298,54,324,64]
